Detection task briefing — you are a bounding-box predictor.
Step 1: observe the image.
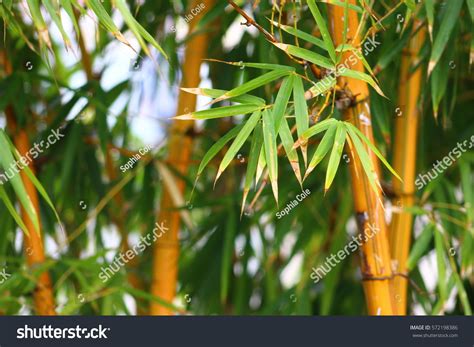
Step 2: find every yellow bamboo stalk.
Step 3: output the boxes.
[390,24,426,315]
[14,130,57,315]
[1,51,56,315]
[328,2,396,315]
[150,0,215,315]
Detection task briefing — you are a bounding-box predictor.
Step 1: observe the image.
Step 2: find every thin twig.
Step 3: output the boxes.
[227,0,277,42]
[227,0,323,79]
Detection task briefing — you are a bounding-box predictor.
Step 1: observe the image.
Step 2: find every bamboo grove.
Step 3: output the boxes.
[0,0,472,316]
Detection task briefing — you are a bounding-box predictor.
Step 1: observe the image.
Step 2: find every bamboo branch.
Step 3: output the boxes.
[227,0,323,79]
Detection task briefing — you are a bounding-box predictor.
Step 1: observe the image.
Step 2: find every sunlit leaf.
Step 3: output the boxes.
[205,59,295,71]
[196,125,244,180]
[174,104,262,120]
[273,43,334,69]
[407,223,434,271]
[269,20,325,50]
[0,129,40,235]
[307,0,337,63]
[344,122,401,181]
[115,0,168,59]
[293,76,310,166]
[278,117,302,184]
[262,109,279,203]
[216,111,262,182]
[305,122,337,181]
[242,124,263,215]
[181,88,265,106]
[339,69,385,97]
[428,0,463,75]
[211,70,290,104]
[325,122,346,192]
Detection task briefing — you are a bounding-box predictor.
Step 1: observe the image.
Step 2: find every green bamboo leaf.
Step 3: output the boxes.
[212,70,290,104]
[344,122,401,181]
[307,0,337,63]
[459,160,473,276]
[114,0,168,59]
[431,52,449,119]
[428,0,463,75]
[255,147,267,186]
[374,28,411,72]
[205,59,295,71]
[269,20,326,49]
[262,110,279,203]
[26,0,52,49]
[468,0,474,19]
[273,75,294,131]
[345,123,380,195]
[305,123,337,180]
[452,270,472,315]
[42,0,71,48]
[404,0,416,11]
[293,76,310,166]
[174,104,262,120]
[407,223,434,271]
[58,122,82,197]
[296,118,337,145]
[466,0,474,65]
[197,125,244,178]
[0,130,40,235]
[424,0,434,41]
[120,286,187,313]
[278,116,302,184]
[84,0,130,47]
[181,88,265,105]
[434,227,447,303]
[0,6,36,52]
[242,124,263,215]
[216,111,262,182]
[325,123,346,192]
[273,43,334,69]
[221,206,237,303]
[60,0,80,34]
[337,44,375,78]
[319,0,363,13]
[7,138,62,228]
[0,186,30,236]
[339,69,385,97]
